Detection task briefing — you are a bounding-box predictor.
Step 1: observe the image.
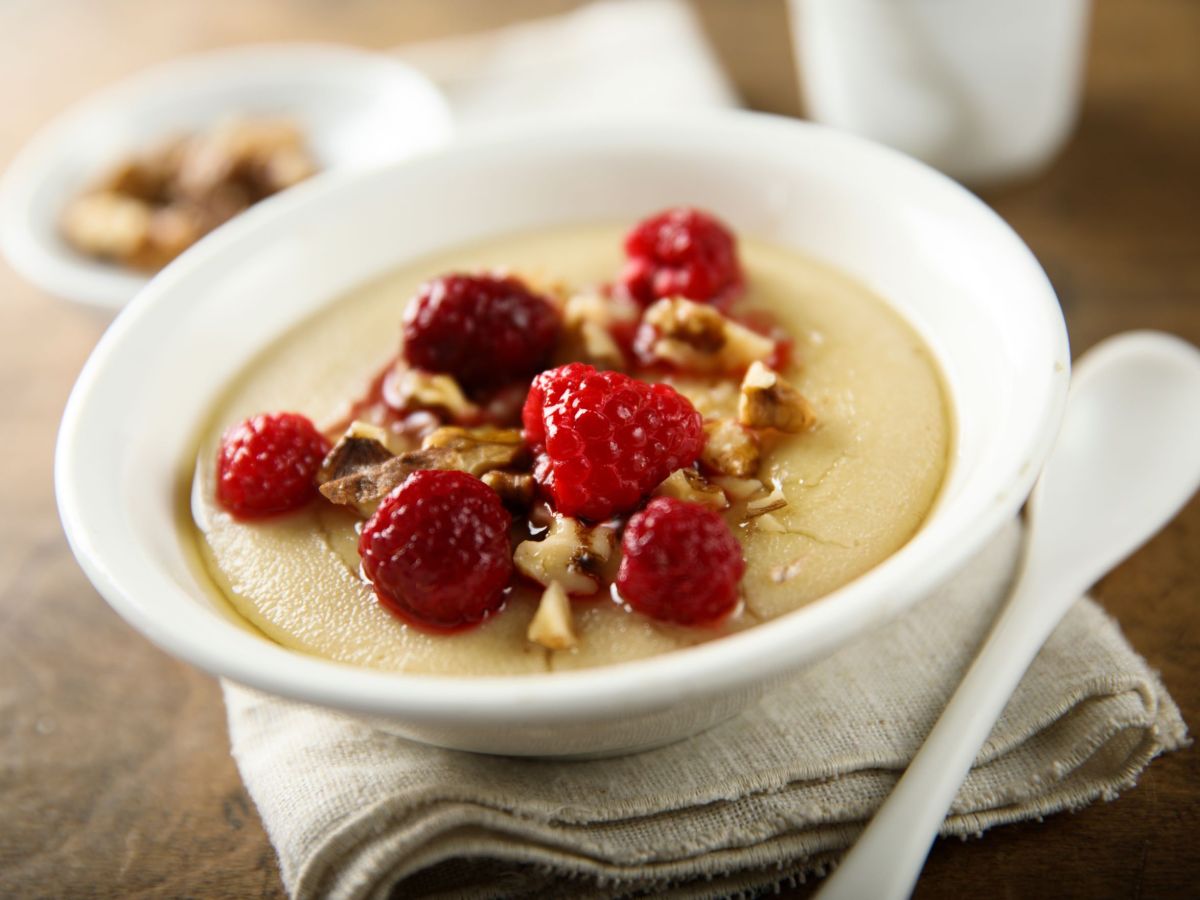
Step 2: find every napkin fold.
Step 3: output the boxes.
[224,3,1187,896]
[224,520,1187,899]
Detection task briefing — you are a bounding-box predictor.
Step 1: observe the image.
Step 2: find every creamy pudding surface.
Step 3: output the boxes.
[192,222,949,674]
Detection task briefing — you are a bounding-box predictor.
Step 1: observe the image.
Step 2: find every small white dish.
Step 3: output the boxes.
[55,112,1069,757]
[0,43,453,310]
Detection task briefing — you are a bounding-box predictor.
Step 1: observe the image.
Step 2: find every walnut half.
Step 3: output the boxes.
[738,362,817,433]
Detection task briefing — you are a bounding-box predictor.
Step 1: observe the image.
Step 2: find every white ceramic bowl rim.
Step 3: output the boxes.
[0,41,452,309]
[56,111,1069,726]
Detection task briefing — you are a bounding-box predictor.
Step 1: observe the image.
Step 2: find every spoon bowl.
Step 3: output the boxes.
[820,330,1200,899]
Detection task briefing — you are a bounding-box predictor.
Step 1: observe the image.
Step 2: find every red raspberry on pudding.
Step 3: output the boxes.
[522,363,704,521]
[216,412,331,519]
[620,207,744,309]
[402,273,560,390]
[358,470,513,631]
[617,497,745,625]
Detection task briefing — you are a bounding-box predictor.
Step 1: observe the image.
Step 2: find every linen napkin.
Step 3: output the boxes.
[223,2,1188,897]
[224,519,1186,899]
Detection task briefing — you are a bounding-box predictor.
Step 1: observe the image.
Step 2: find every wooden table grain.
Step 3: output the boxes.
[1,2,1196,898]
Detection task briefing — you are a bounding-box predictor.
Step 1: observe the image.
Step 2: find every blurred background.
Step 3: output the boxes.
[1,1,1197,897]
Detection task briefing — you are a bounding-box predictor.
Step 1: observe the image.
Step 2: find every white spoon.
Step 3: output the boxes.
[819,330,1200,900]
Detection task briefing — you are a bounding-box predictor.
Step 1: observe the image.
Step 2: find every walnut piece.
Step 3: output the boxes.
[554,293,628,370]
[388,367,479,421]
[513,516,616,596]
[421,426,529,476]
[753,512,788,533]
[700,418,760,477]
[745,483,788,518]
[63,118,317,271]
[481,471,536,510]
[653,468,729,511]
[642,297,775,373]
[710,475,768,500]
[318,426,527,513]
[527,581,578,651]
[738,361,817,433]
[61,192,152,261]
[317,421,395,486]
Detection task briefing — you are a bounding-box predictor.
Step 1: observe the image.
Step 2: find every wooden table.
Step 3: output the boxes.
[1,2,1196,897]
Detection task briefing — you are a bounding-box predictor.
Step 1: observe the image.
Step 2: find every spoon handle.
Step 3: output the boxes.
[817,549,1078,900]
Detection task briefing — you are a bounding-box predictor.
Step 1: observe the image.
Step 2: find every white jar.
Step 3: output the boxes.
[789,0,1091,184]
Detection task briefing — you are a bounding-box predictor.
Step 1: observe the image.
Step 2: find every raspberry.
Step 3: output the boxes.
[523,363,704,521]
[358,470,513,631]
[216,412,331,518]
[616,497,745,625]
[620,208,744,308]
[402,273,560,390]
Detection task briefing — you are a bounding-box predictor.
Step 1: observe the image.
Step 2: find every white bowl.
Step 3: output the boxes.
[56,112,1069,757]
[0,43,452,309]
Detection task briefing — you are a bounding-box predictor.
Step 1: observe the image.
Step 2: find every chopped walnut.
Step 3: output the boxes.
[481,471,536,510]
[61,192,152,262]
[554,293,627,370]
[710,475,768,501]
[738,361,817,433]
[527,581,578,651]
[63,118,316,271]
[745,483,788,518]
[421,426,529,476]
[319,426,527,513]
[700,418,760,477]
[642,297,775,373]
[513,516,616,596]
[753,512,788,533]
[389,367,479,421]
[653,468,729,511]
[317,421,395,485]
[176,117,314,200]
[318,456,418,515]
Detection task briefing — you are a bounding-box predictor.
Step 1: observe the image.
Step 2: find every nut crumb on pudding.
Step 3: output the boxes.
[528,582,578,651]
[738,361,817,433]
[653,468,730,511]
[701,418,761,478]
[193,212,949,673]
[514,516,617,597]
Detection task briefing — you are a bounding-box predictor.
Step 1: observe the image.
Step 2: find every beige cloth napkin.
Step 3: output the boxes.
[222,3,1187,897]
[224,519,1187,899]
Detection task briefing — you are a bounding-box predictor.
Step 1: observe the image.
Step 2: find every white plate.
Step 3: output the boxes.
[0,43,453,309]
